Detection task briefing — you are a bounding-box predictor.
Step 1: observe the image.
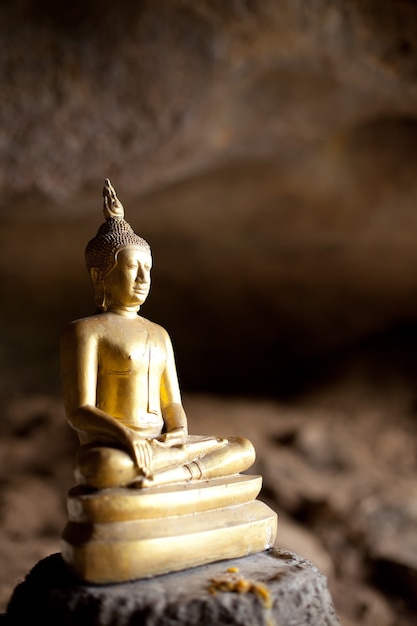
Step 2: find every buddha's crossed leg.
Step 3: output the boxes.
[75,435,255,489]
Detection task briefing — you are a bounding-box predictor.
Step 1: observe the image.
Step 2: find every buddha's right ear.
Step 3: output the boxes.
[90,267,102,286]
[90,268,106,312]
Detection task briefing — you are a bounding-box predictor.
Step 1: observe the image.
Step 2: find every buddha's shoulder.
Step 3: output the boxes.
[61,314,171,341]
[137,316,170,341]
[61,313,109,340]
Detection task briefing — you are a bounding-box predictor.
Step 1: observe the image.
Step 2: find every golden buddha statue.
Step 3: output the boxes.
[60,180,277,583]
[61,179,255,490]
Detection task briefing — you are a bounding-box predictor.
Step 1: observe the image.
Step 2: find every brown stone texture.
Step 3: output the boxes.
[1,1,417,624]
[2,0,417,395]
[1,391,416,625]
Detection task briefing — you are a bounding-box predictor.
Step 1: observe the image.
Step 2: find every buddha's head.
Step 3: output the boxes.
[85,179,152,312]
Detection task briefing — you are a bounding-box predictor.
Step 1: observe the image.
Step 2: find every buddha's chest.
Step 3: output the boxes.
[98,325,166,376]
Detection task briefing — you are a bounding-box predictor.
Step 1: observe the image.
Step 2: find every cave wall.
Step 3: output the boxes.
[2,0,417,395]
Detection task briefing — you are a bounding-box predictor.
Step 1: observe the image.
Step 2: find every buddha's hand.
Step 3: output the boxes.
[155,427,187,447]
[131,437,153,477]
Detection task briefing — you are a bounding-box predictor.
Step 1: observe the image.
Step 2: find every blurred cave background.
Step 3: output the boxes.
[1,1,417,624]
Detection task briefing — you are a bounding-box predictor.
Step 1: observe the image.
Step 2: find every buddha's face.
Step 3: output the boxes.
[102,246,152,309]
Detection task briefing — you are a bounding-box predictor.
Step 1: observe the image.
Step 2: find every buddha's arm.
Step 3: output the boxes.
[60,321,138,452]
[158,328,188,443]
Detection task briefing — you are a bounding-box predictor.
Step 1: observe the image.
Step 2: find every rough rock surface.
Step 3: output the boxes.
[2,0,417,396]
[0,390,416,625]
[1,549,340,626]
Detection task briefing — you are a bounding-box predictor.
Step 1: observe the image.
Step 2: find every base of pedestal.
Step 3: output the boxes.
[2,549,341,626]
[61,475,277,584]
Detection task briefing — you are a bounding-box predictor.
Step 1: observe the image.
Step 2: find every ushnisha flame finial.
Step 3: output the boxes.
[103,178,125,220]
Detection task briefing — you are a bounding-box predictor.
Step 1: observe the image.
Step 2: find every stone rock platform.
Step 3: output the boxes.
[1,548,340,626]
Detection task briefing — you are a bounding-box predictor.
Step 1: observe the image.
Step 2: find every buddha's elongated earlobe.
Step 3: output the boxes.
[97,285,107,312]
[90,268,107,312]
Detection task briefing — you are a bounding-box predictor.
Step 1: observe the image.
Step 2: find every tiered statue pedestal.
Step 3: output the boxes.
[61,474,277,583]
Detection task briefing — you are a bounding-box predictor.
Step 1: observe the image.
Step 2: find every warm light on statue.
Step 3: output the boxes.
[60,179,277,583]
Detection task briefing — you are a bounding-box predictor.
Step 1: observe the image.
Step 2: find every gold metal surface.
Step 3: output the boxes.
[67,475,263,523]
[60,179,277,582]
[62,500,277,583]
